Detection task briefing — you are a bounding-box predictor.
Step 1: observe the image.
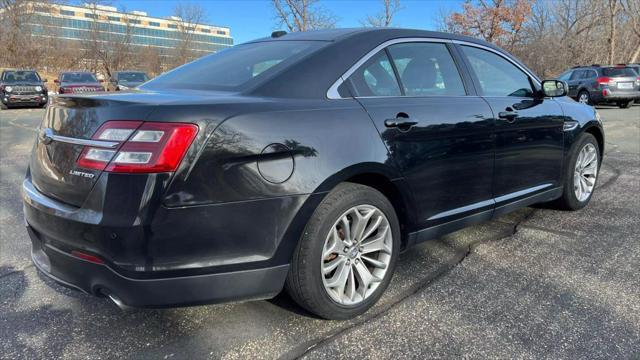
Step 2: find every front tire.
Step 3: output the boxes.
[618,100,633,109]
[577,91,591,105]
[285,182,400,320]
[554,133,600,210]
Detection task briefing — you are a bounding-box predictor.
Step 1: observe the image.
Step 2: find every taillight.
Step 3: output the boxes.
[596,77,614,86]
[77,121,198,173]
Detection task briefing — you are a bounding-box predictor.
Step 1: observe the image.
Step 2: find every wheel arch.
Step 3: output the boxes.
[583,123,605,157]
[311,162,416,249]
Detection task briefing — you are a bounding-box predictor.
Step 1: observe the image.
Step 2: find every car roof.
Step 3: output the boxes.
[248,27,496,48]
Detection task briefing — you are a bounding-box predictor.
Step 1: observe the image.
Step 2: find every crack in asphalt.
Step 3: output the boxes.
[0,264,34,280]
[287,156,626,359]
[283,210,537,360]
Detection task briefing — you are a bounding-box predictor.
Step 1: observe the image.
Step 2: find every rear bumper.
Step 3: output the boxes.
[28,225,288,308]
[593,89,640,103]
[21,175,305,308]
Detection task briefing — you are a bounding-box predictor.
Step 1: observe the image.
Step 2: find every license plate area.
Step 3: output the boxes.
[617,82,633,89]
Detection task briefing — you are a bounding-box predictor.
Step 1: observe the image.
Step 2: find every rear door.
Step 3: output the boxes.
[457,44,564,211]
[345,40,495,229]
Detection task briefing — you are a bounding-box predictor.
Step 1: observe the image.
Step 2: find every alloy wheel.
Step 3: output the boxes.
[578,93,589,104]
[321,204,393,306]
[574,143,598,202]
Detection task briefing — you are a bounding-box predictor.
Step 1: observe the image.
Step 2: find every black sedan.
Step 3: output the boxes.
[23,28,604,320]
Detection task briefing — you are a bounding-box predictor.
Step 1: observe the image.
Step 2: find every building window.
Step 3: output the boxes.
[201,28,210,33]
[128,19,141,25]
[108,16,120,22]
[60,9,75,16]
[149,21,160,27]
[85,13,98,19]
[168,24,178,29]
[217,30,226,35]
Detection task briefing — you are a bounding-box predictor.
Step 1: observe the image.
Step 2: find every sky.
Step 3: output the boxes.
[89,0,464,44]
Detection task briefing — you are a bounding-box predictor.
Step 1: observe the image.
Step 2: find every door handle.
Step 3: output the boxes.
[384,113,418,130]
[498,111,518,123]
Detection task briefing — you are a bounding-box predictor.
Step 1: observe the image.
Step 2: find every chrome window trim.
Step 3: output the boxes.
[326,37,540,100]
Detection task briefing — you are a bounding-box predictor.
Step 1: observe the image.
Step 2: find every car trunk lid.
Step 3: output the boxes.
[29,95,158,206]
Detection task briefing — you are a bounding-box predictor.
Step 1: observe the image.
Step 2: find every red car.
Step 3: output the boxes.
[54,72,104,94]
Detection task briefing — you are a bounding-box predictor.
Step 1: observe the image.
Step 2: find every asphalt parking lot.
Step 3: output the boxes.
[1,105,639,359]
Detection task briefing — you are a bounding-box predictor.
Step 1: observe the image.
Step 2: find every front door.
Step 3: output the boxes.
[458,45,564,210]
[345,41,495,229]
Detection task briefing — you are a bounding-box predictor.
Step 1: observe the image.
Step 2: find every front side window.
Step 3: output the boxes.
[570,70,585,80]
[387,42,465,96]
[557,71,573,81]
[347,51,401,97]
[141,41,325,91]
[461,45,534,98]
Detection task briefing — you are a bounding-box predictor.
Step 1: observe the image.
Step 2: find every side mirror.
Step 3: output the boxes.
[54,79,59,84]
[541,79,568,97]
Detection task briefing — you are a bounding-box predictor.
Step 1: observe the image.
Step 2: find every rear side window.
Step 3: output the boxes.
[461,45,534,98]
[387,42,465,96]
[602,67,637,77]
[348,51,401,97]
[584,70,597,79]
[141,41,324,91]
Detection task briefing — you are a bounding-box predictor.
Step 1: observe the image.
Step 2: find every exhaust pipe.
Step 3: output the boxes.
[100,289,134,311]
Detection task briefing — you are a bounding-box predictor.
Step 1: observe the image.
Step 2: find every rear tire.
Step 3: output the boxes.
[552,133,600,210]
[0,103,8,110]
[285,182,400,320]
[618,100,633,109]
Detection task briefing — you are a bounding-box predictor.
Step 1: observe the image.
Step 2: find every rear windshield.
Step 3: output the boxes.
[140,41,326,91]
[61,73,98,83]
[2,71,41,83]
[602,67,637,77]
[117,72,149,83]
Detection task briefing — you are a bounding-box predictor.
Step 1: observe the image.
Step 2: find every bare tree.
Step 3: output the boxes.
[361,0,402,27]
[622,0,640,62]
[272,0,337,32]
[605,0,621,64]
[81,1,138,78]
[169,3,207,68]
[0,0,56,68]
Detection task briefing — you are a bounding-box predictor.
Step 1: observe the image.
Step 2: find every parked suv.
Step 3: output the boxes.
[0,69,48,109]
[558,65,640,108]
[54,72,104,94]
[23,29,604,320]
[106,71,150,91]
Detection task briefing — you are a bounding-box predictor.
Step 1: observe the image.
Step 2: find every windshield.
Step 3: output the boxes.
[117,72,149,83]
[141,41,326,91]
[2,71,41,83]
[602,67,637,77]
[61,73,98,83]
